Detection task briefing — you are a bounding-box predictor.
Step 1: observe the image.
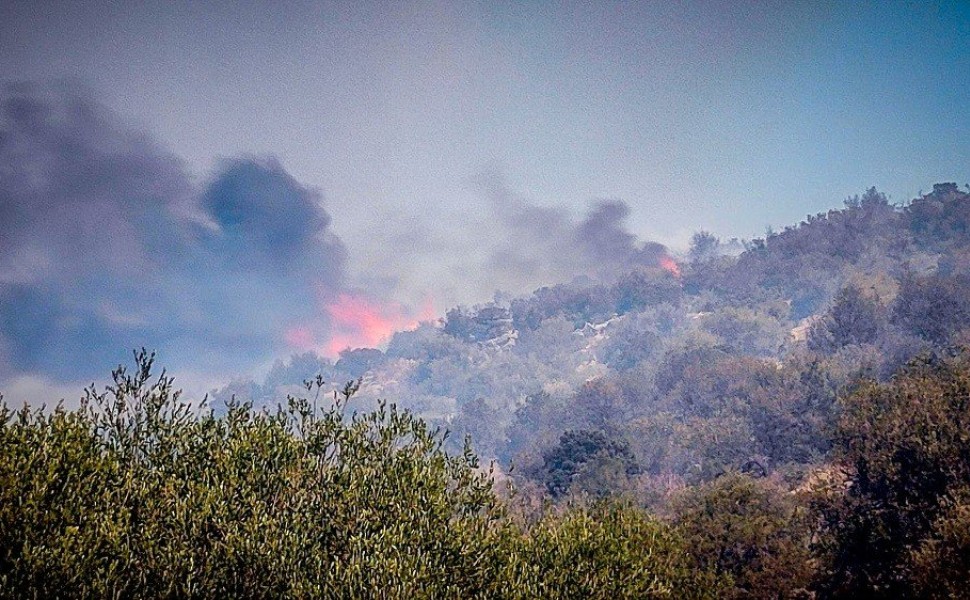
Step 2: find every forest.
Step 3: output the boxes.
[5,182,970,598]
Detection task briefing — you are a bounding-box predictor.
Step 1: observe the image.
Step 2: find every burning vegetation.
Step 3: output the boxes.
[7,185,970,597]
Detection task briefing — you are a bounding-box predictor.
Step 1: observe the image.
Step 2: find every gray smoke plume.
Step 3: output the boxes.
[475,170,671,293]
[0,83,346,381]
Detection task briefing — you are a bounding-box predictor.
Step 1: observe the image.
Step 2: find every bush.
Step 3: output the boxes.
[539,429,640,499]
[502,503,725,599]
[0,351,724,599]
[910,491,970,599]
[672,474,814,599]
[0,351,504,598]
[813,350,970,597]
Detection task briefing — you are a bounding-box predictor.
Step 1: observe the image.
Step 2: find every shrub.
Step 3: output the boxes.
[813,351,970,597]
[0,351,504,598]
[502,502,725,599]
[672,474,814,599]
[0,351,724,599]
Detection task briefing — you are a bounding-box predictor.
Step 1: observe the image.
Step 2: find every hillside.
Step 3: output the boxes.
[8,183,970,597]
[216,183,970,481]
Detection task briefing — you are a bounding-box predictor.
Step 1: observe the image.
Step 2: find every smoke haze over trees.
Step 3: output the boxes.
[0,85,347,382]
[6,90,970,594]
[0,85,690,395]
[3,0,970,594]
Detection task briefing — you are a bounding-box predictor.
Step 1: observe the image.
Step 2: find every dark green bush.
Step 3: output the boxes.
[814,351,970,597]
[672,474,814,599]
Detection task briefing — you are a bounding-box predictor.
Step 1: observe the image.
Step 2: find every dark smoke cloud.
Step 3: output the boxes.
[0,84,345,381]
[574,199,668,271]
[201,160,343,276]
[473,171,670,294]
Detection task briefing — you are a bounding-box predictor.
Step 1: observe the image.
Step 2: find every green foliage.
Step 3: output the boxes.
[808,285,883,353]
[613,269,683,313]
[909,491,970,599]
[673,474,814,599]
[0,351,504,598]
[689,186,901,319]
[814,351,970,597]
[700,306,787,357]
[502,503,726,599]
[539,429,640,499]
[510,283,616,331]
[906,183,970,252]
[892,274,970,344]
[688,231,720,265]
[622,349,841,482]
[0,351,726,598]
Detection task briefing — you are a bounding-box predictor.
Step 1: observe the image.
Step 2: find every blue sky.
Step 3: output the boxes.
[0,0,968,398]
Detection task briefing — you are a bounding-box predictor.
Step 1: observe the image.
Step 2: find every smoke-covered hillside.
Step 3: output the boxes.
[10,182,970,599]
[214,183,970,492]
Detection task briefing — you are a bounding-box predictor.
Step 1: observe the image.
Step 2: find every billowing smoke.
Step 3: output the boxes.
[0,85,677,389]
[469,171,677,295]
[0,84,346,381]
[349,171,679,313]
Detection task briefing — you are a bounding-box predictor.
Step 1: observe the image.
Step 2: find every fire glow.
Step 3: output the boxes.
[284,292,436,358]
[659,254,681,278]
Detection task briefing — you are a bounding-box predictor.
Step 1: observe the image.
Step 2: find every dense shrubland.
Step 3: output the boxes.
[9,345,970,597]
[222,187,970,475]
[0,351,725,598]
[8,183,970,596]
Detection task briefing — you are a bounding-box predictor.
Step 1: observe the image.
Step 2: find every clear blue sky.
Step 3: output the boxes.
[1,0,968,396]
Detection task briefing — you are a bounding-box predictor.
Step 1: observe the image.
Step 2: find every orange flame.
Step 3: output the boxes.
[659,254,681,278]
[284,292,437,358]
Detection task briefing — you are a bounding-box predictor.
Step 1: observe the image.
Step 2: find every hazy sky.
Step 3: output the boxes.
[1,0,968,398]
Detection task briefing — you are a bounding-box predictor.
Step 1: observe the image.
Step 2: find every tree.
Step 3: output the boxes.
[808,285,882,353]
[673,474,814,599]
[689,231,721,265]
[506,503,726,598]
[909,492,970,599]
[701,306,787,357]
[540,429,640,499]
[892,274,970,345]
[0,351,505,597]
[0,352,733,598]
[334,346,384,378]
[907,182,970,251]
[814,351,970,597]
[613,269,683,313]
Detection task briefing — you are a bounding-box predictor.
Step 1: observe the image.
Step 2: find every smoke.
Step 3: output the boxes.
[468,171,676,295]
[201,160,344,277]
[284,291,436,357]
[346,170,679,313]
[0,84,346,381]
[573,198,672,275]
[0,84,676,391]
